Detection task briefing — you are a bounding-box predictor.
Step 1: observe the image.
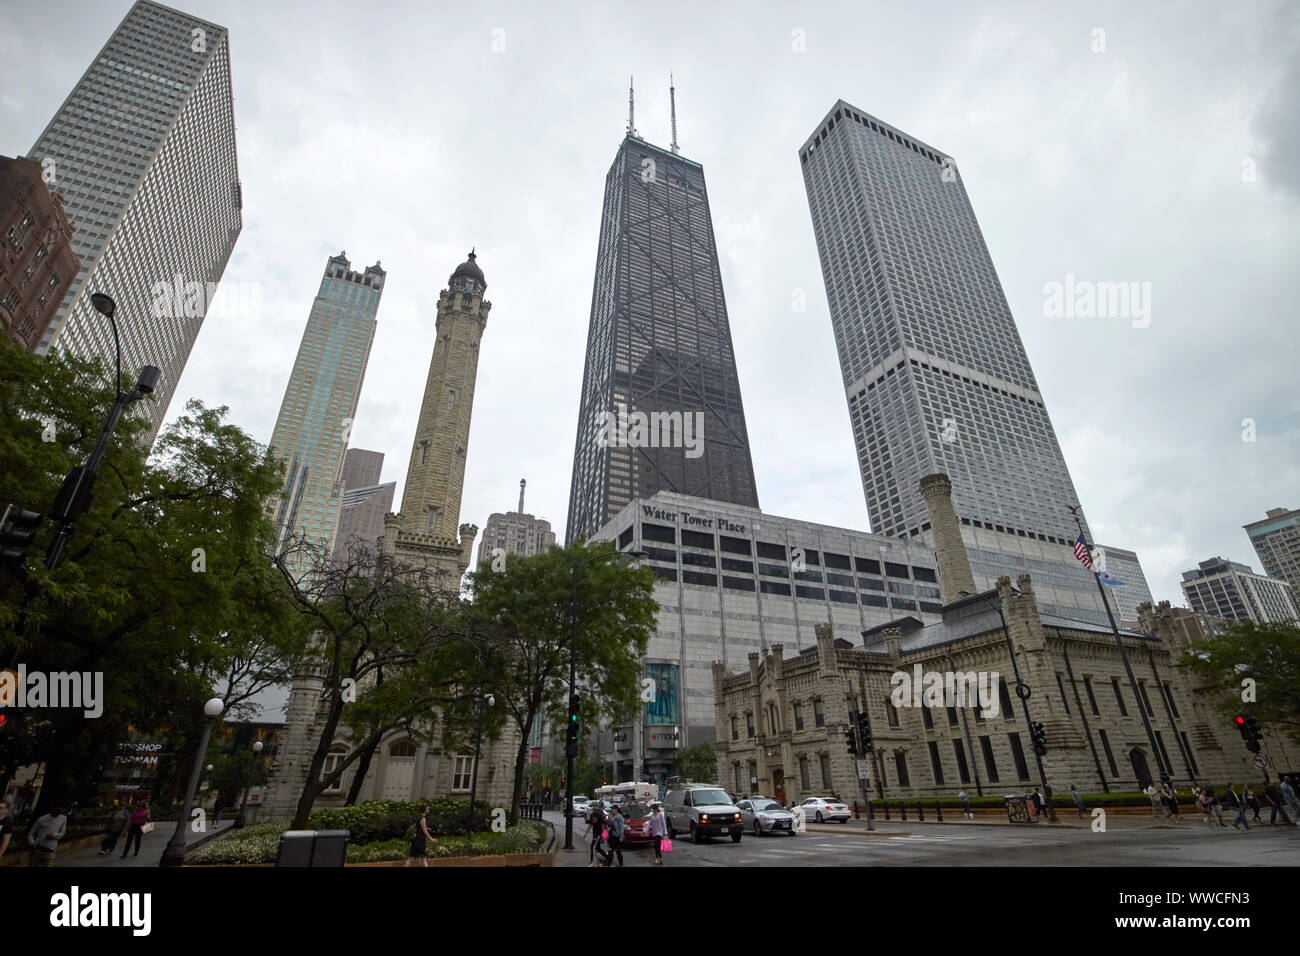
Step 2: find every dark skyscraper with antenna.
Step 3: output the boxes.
[565,82,759,544]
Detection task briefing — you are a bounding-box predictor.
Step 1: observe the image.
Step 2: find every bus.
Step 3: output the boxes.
[595,781,658,806]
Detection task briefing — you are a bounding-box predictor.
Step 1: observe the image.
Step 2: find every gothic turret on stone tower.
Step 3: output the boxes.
[379,251,488,586]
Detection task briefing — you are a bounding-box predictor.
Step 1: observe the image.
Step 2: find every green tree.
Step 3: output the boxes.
[1186,620,1300,743]
[676,742,718,784]
[0,336,307,804]
[465,541,658,823]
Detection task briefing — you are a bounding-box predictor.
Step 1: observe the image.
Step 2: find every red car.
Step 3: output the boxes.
[617,803,658,846]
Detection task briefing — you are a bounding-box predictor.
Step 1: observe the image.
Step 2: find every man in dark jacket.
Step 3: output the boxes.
[584,803,608,866]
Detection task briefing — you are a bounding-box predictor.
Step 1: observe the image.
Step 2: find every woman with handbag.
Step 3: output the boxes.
[648,804,669,865]
[121,799,151,858]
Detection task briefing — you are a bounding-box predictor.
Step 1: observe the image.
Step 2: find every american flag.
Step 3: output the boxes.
[1073,534,1093,570]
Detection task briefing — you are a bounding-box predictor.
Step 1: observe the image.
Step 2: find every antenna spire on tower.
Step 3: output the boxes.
[669,73,679,154]
[627,76,637,138]
[518,478,526,514]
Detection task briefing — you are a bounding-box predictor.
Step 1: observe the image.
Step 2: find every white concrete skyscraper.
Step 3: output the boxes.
[27,0,242,442]
[266,253,384,580]
[800,100,1106,623]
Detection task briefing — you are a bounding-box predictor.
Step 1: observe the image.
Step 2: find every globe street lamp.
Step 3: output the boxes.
[233,740,264,829]
[160,697,224,867]
[563,547,647,850]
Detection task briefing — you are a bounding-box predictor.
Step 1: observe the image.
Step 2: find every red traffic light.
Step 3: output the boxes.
[1234,715,1246,725]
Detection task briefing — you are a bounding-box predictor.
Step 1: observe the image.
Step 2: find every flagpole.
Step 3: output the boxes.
[1068,506,1171,786]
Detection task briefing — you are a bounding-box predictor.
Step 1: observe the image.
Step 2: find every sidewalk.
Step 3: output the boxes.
[47,819,235,867]
[830,805,1260,831]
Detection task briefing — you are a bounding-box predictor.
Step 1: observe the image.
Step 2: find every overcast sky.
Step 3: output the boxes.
[3,0,1297,610]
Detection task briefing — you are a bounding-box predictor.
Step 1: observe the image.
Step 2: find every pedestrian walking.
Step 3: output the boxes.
[648,804,669,865]
[1161,781,1181,821]
[1069,785,1086,819]
[1282,776,1300,821]
[1204,788,1226,828]
[99,801,129,856]
[1196,788,1214,826]
[121,799,151,858]
[603,804,626,867]
[26,804,68,867]
[584,802,607,867]
[957,790,973,820]
[1144,784,1163,818]
[405,803,432,867]
[1243,785,1261,822]
[1224,783,1250,830]
[1263,783,1294,827]
[0,799,13,858]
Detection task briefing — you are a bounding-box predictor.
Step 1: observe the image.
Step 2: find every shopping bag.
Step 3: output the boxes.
[140,822,155,834]
[662,839,672,853]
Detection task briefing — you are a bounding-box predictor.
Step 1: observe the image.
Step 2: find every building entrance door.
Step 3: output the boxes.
[1129,748,1152,792]
[773,769,786,805]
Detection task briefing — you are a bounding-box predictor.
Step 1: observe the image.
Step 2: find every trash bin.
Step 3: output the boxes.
[275,829,350,867]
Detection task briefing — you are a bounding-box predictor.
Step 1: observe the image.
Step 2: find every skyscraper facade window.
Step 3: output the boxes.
[566,123,759,544]
[27,0,242,442]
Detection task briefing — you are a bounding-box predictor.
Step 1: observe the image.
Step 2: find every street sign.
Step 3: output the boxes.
[856,760,871,779]
[1253,754,1268,770]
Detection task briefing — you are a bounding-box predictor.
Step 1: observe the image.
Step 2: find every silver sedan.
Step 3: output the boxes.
[737,798,798,836]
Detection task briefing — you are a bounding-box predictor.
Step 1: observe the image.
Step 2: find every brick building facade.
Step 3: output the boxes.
[0,156,78,350]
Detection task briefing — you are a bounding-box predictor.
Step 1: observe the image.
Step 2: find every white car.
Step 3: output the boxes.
[568,796,591,818]
[737,798,798,836]
[799,796,852,823]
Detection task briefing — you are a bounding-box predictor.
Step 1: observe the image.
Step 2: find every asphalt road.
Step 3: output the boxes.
[549,811,1300,867]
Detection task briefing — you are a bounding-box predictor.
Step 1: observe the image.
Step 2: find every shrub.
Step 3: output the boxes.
[307,799,491,843]
[187,823,288,865]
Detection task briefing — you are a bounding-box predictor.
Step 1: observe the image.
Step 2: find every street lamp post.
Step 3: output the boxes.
[233,740,264,829]
[467,691,493,826]
[563,546,647,851]
[161,697,224,867]
[44,293,161,572]
[959,587,1053,817]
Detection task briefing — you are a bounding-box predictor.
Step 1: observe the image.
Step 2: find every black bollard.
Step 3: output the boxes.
[884,802,890,820]
[936,802,943,822]
[918,803,924,822]
[901,802,907,821]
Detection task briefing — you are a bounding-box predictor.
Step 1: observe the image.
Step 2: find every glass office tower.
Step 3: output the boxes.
[28,0,242,443]
[266,253,384,580]
[566,132,759,544]
[800,100,1106,622]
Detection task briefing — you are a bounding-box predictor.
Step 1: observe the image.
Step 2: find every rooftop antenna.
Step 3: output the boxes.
[669,73,679,154]
[518,478,526,514]
[627,76,637,138]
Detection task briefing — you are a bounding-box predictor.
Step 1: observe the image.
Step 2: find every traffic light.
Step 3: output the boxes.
[1244,715,1263,753]
[1234,713,1258,752]
[1031,721,1047,756]
[566,693,581,757]
[0,506,43,570]
[844,727,859,756]
[856,712,873,753]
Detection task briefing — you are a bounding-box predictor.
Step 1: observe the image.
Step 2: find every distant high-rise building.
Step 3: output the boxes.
[1,156,80,350]
[799,100,1105,623]
[331,448,395,570]
[476,479,557,567]
[266,252,384,578]
[27,0,242,441]
[1244,507,1300,595]
[379,252,485,585]
[1180,556,1297,625]
[566,94,759,544]
[1093,545,1155,623]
